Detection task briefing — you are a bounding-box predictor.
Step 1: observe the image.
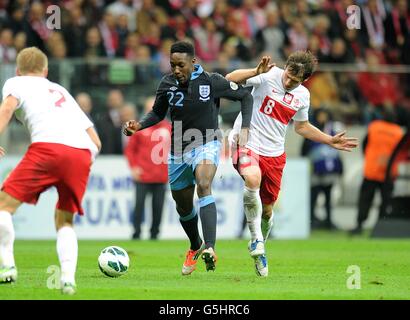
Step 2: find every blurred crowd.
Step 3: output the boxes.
[1,0,410,125]
[0,0,409,64]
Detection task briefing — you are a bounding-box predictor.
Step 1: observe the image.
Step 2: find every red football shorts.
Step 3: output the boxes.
[232,146,286,205]
[2,142,92,215]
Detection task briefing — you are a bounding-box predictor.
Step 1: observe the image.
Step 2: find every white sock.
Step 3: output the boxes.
[56,226,78,285]
[243,186,263,242]
[261,214,274,242]
[0,210,15,267]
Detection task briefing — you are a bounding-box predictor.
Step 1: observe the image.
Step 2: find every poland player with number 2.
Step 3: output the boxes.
[0,47,101,295]
[226,52,358,277]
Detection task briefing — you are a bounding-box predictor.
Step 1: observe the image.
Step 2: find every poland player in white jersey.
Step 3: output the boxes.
[230,65,310,157]
[226,52,358,277]
[0,47,101,294]
[2,76,98,155]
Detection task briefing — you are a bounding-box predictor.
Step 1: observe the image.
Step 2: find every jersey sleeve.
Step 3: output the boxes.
[139,77,169,130]
[210,72,254,128]
[245,67,276,88]
[151,80,169,119]
[211,72,250,100]
[292,90,310,122]
[2,78,23,108]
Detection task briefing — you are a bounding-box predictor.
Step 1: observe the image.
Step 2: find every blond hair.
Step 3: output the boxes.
[16,47,48,75]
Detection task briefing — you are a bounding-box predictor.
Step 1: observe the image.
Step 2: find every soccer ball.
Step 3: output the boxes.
[98,246,130,277]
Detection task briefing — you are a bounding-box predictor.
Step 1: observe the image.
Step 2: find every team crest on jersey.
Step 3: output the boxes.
[283,92,294,104]
[199,85,210,101]
[230,81,238,90]
[170,86,177,91]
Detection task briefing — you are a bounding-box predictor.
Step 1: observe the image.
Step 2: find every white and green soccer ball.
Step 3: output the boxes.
[98,246,130,277]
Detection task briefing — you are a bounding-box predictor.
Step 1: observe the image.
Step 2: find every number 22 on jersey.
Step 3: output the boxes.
[167,91,184,107]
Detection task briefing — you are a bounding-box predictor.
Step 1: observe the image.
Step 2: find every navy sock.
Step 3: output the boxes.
[199,195,217,249]
[179,209,202,251]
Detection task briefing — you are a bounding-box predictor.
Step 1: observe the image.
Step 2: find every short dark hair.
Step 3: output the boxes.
[285,51,318,81]
[170,41,195,57]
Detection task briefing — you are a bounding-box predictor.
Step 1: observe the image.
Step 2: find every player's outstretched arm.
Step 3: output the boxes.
[123,93,168,137]
[294,120,358,152]
[0,96,18,135]
[225,56,275,84]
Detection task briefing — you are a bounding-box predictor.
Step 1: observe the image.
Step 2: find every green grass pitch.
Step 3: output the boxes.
[1,232,409,300]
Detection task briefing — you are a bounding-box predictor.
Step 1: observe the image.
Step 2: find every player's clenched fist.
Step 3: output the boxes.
[123,120,141,136]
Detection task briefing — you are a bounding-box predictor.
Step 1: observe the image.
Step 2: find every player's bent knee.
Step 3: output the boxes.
[241,166,261,189]
[243,167,261,189]
[196,180,212,196]
[244,175,261,190]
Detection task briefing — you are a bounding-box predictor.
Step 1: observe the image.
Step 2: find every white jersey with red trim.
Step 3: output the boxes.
[2,76,98,154]
[230,66,310,157]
